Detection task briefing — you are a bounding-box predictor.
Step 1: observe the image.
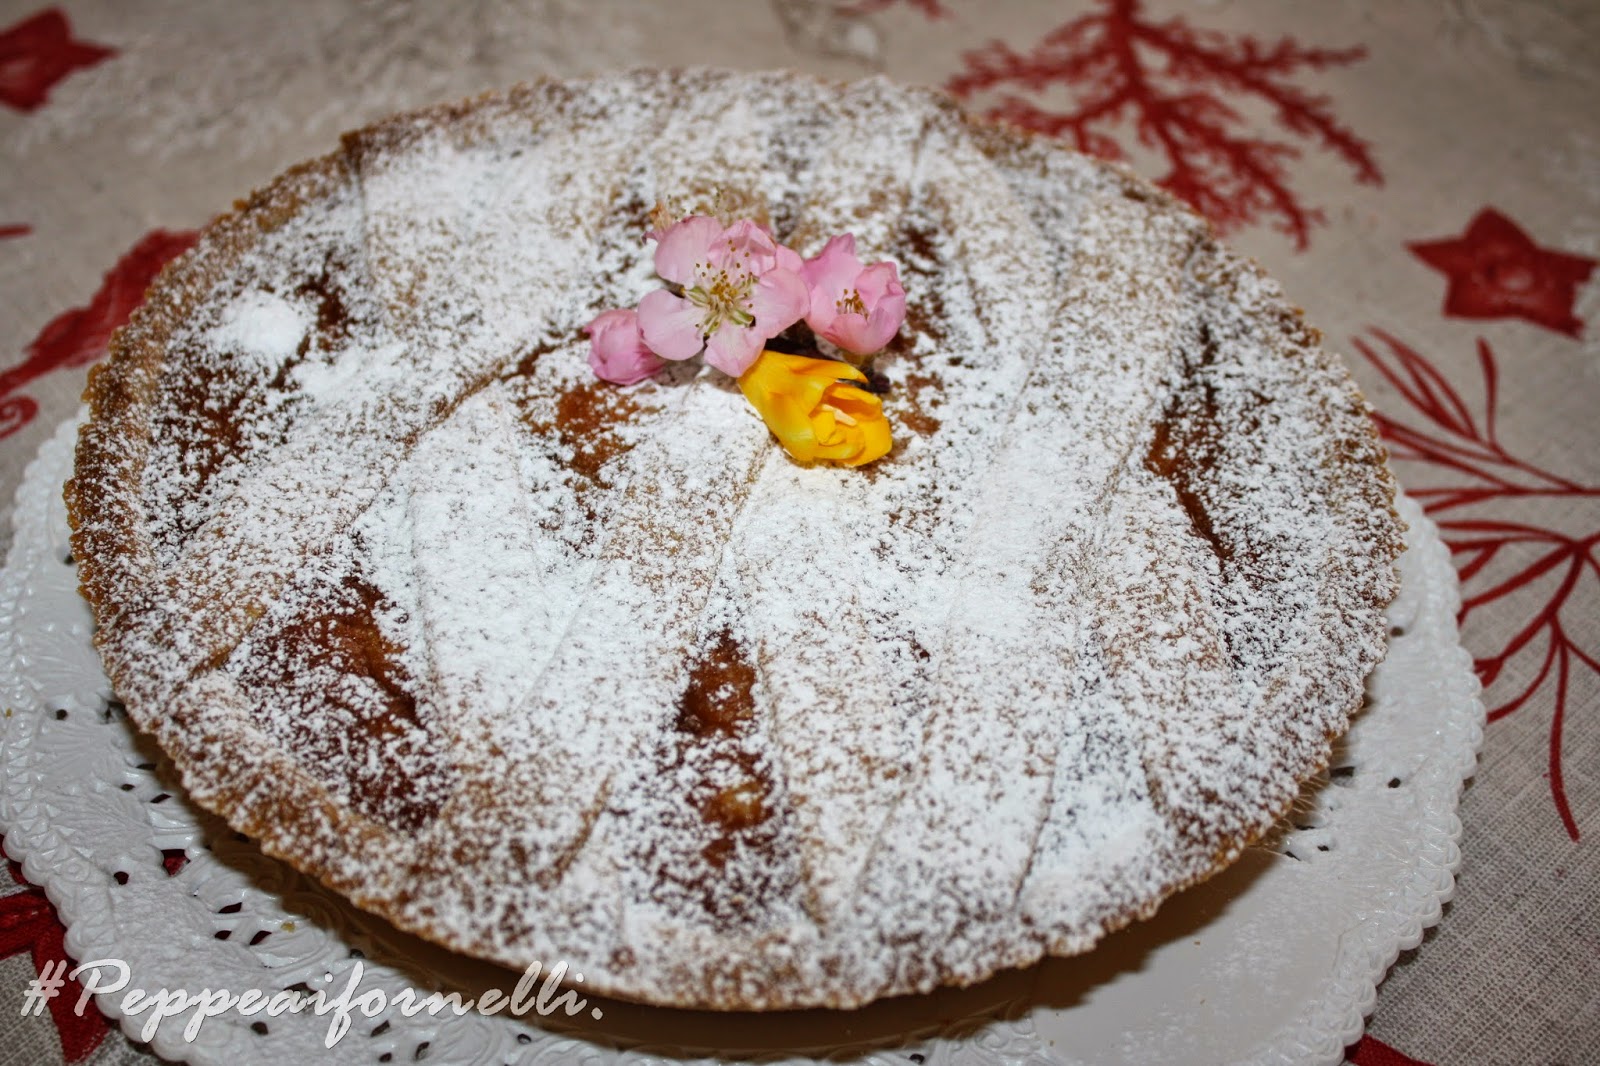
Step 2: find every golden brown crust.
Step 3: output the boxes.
[67,69,1403,1010]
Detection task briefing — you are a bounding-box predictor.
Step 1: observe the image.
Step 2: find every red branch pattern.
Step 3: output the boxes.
[0,228,196,441]
[1355,329,1599,841]
[946,0,1380,249]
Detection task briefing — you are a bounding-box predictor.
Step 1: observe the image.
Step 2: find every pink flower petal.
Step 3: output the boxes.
[716,219,781,273]
[855,260,902,305]
[819,317,860,354]
[852,264,906,352]
[585,308,664,385]
[638,289,707,361]
[653,215,722,286]
[775,242,805,274]
[750,268,808,336]
[826,305,898,355]
[801,233,862,295]
[704,325,765,376]
[863,302,905,350]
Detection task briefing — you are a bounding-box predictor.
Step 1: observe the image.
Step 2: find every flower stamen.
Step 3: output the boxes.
[684,255,763,337]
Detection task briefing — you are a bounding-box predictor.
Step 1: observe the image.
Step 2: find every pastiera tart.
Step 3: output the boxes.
[67,69,1403,1011]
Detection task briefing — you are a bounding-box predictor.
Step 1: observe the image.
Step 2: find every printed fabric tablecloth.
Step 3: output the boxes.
[1,1,1595,1063]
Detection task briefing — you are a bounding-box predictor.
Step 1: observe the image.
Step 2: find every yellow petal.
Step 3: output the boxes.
[738,350,893,467]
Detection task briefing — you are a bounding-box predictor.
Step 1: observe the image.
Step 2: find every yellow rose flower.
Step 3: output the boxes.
[738,350,893,467]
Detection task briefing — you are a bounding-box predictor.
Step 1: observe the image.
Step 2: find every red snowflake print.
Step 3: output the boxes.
[1348,1034,1437,1066]
[1,844,111,1062]
[945,0,1380,249]
[0,223,32,239]
[1409,208,1598,338]
[0,228,196,441]
[844,0,951,18]
[1355,329,1599,841]
[0,8,115,113]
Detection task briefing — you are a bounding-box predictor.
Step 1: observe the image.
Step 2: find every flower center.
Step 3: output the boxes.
[686,257,758,335]
[836,288,867,317]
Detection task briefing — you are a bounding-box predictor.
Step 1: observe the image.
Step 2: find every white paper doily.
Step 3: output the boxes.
[1,412,1482,1066]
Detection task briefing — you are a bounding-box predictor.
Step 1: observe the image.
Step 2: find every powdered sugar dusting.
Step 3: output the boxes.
[69,70,1403,1011]
[206,290,309,372]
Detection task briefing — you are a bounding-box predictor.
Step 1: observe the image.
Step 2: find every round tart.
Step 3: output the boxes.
[66,69,1403,1010]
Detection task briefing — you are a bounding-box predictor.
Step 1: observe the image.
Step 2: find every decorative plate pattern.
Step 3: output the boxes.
[2,412,1482,1065]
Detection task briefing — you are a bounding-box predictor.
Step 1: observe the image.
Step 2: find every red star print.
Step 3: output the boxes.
[1409,208,1597,338]
[0,8,115,113]
[1,847,111,1062]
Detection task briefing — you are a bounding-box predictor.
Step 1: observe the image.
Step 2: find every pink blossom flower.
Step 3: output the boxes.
[800,234,907,357]
[584,308,663,385]
[637,216,808,377]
